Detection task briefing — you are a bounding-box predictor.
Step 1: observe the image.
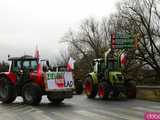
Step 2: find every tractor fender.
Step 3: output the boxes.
[88,72,98,85]
[0,72,16,85]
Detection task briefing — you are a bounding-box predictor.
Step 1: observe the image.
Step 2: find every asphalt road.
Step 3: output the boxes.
[0,95,160,120]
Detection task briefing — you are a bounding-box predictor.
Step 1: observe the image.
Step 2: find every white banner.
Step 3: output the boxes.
[45,72,74,91]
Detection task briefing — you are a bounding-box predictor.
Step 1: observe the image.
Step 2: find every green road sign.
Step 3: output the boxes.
[111,33,134,49]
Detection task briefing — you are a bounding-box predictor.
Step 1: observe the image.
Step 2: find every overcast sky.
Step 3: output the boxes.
[0,0,120,62]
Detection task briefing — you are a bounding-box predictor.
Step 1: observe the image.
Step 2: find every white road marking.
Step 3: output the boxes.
[93,108,142,120]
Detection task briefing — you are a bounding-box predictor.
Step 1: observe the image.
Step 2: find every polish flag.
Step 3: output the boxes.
[34,46,41,80]
[67,57,75,71]
[120,53,127,65]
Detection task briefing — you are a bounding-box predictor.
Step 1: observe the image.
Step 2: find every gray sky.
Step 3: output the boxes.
[0,0,120,62]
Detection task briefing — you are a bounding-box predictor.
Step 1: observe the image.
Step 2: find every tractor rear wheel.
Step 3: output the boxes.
[0,77,16,103]
[22,83,42,105]
[84,76,97,98]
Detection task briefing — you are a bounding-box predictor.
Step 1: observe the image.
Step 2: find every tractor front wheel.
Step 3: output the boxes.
[0,77,16,103]
[98,82,111,99]
[84,76,97,98]
[22,83,42,105]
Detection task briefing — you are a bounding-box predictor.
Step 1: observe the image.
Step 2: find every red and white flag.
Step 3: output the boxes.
[67,57,75,71]
[120,53,127,65]
[34,46,41,75]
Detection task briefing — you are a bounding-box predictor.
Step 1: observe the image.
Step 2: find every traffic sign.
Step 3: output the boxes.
[111,33,134,49]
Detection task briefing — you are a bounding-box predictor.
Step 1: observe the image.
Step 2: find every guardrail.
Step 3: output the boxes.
[136,85,160,102]
[137,85,160,89]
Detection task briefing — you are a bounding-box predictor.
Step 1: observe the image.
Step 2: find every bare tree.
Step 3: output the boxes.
[128,0,160,78]
[106,0,160,79]
[52,49,70,67]
[63,17,109,59]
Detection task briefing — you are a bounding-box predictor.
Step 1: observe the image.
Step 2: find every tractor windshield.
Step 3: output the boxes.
[10,59,38,73]
[30,60,38,70]
[22,60,38,71]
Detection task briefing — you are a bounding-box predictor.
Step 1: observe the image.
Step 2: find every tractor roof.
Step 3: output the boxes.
[8,55,37,61]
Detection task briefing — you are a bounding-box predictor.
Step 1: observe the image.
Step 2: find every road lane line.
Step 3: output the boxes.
[93,108,142,120]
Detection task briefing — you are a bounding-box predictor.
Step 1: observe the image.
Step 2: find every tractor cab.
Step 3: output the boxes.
[8,55,51,73]
[8,55,38,73]
[8,55,39,85]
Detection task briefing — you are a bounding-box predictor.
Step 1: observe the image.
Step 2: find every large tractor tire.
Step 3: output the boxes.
[47,95,64,104]
[22,83,42,105]
[0,77,16,103]
[98,82,111,99]
[84,76,98,98]
[75,80,83,95]
[126,80,136,99]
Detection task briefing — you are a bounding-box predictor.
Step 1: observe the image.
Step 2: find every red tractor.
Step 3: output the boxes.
[0,55,74,105]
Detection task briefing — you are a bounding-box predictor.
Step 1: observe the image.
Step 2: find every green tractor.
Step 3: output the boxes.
[84,33,137,99]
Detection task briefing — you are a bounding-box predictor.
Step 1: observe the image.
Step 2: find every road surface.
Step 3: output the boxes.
[0,95,160,120]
